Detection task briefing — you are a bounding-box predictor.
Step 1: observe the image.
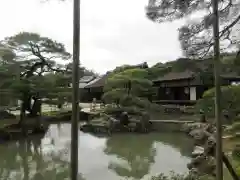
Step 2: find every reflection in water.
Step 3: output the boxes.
[0,123,193,180]
[105,133,193,180]
[105,134,156,179]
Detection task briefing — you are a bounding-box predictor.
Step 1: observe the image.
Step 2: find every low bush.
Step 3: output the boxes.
[195,85,240,120]
[149,172,213,180]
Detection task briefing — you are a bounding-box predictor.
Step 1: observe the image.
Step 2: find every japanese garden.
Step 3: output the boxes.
[0,0,240,180]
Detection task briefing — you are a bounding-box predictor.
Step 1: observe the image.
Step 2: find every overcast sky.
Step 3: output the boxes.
[0,0,184,74]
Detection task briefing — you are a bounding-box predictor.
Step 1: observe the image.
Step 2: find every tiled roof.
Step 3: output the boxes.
[84,74,108,88]
[153,70,194,82]
[69,76,97,88]
[79,76,95,83]
[153,70,240,82]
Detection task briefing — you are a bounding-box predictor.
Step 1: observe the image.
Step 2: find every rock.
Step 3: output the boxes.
[182,122,206,133]
[189,128,206,141]
[188,154,216,176]
[200,156,216,175]
[192,146,204,157]
[80,124,93,132]
[80,123,109,134]
[181,123,191,133]
[203,136,216,156]
[120,111,129,126]
[189,168,198,175]
[191,154,206,166]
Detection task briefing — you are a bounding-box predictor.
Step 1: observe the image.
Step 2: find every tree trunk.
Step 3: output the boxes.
[212,0,223,179]
[222,153,239,180]
[71,0,80,179]
[19,92,32,126]
[29,98,41,117]
[19,101,26,130]
[19,93,42,133]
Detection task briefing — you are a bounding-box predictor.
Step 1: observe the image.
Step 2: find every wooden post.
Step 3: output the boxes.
[71,0,80,179]
[212,0,223,179]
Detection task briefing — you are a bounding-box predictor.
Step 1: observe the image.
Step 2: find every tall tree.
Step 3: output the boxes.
[146,1,227,179]
[146,0,240,57]
[1,32,71,123]
[212,0,223,178]
[0,45,19,108]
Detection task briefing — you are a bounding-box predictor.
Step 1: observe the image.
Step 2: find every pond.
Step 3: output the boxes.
[0,123,194,180]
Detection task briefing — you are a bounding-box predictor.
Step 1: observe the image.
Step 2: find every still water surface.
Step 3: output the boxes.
[0,123,194,180]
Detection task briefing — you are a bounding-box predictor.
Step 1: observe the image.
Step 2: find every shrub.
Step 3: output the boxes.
[195,85,240,119]
[231,122,240,132]
[102,67,163,114]
[149,172,212,180]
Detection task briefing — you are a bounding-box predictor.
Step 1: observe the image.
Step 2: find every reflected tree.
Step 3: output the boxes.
[0,136,85,180]
[1,32,71,127]
[104,134,156,179]
[104,133,194,179]
[0,142,21,180]
[19,140,30,180]
[146,0,240,58]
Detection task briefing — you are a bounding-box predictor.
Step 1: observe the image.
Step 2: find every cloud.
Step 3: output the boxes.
[0,0,184,74]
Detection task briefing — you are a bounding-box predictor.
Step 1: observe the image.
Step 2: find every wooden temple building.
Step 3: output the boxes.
[80,62,148,102]
[80,74,109,102]
[77,59,240,105]
[152,70,240,105]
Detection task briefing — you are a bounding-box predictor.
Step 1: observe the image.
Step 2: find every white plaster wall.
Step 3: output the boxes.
[190,87,196,101]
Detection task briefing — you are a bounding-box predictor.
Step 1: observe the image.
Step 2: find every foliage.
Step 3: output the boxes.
[0,45,19,107]
[147,65,170,80]
[1,32,71,89]
[195,85,240,118]
[102,67,164,114]
[148,55,240,86]
[38,73,72,105]
[3,32,71,75]
[149,172,212,180]
[111,62,148,74]
[146,0,240,57]
[103,68,153,106]
[0,32,95,110]
[229,122,240,133]
[104,97,162,116]
[104,68,152,97]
